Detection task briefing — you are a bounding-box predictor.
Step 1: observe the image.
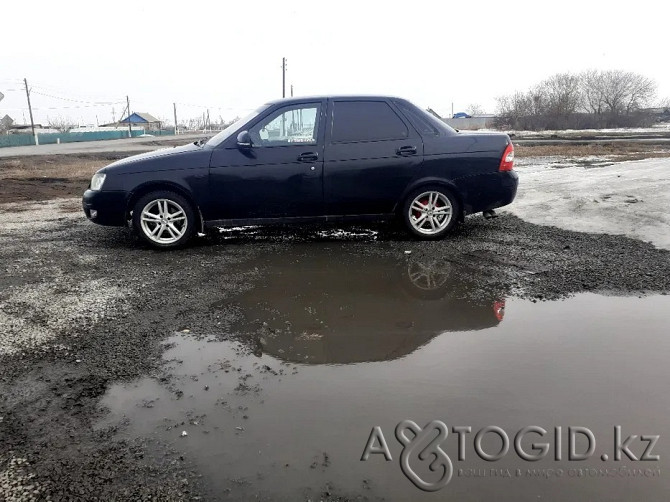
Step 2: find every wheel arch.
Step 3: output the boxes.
[127,181,205,233]
[394,178,465,221]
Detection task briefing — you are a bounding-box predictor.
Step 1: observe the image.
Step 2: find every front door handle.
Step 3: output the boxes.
[297,152,319,162]
[396,145,418,156]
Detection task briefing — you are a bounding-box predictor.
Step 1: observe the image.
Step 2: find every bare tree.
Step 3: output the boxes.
[542,73,582,117]
[623,72,656,114]
[495,91,535,129]
[466,103,485,116]
[581,69,606,115]
[47,116,76,133]
[156,116,173,131]
[585,70,656,116]
[496,69,657,130]
[185,116,206,130]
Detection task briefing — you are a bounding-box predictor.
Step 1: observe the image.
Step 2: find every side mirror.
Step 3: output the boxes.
[236,130,253,150]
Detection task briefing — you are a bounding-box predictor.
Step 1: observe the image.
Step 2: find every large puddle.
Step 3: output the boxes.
[98,245,669,500]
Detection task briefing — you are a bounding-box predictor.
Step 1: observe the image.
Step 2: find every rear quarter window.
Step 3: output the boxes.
[395,101,440,136]
[331,101,408,143]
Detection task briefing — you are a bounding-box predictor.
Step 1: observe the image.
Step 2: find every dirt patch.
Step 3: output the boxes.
[515,141,670,159]
[0,177,91,205]
[0,153,129,203]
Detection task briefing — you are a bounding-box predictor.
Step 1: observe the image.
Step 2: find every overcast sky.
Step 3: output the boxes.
[2,0,669,126]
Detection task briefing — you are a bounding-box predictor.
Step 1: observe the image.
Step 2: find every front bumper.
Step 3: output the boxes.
[82,189,128,226]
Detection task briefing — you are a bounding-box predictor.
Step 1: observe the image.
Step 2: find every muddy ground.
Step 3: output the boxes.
[1,142,670,501]
[0,136,200,204]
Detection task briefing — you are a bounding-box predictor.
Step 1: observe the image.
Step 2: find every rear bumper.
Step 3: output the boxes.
[457,171,519,215]
[82,190,128,226]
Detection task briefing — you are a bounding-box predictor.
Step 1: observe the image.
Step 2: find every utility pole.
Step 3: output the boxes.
[173,102,178,135]
[23,78,36,144]
[126,96,132,137]
[282,57,287,98]
[291,84,294,97]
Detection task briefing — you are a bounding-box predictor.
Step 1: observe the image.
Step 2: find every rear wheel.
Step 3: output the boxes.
[402,187,458,239]
[132,191,196,248]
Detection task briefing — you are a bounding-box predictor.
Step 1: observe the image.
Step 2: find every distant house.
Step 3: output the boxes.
[1,115,14,130]
[117,112,163,131]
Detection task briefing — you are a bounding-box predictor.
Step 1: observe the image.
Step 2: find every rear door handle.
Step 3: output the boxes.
[297,152,319,162]
[396,145,417,156]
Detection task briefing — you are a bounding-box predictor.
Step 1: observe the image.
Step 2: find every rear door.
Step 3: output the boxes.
[324,99,423,216]
[208,101,325,221]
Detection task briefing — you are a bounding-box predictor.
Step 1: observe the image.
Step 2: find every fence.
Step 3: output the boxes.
[443,117,496,130]
[0,128,175,148]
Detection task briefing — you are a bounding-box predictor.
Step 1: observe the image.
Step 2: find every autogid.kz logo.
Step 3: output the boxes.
[361,421,660,492]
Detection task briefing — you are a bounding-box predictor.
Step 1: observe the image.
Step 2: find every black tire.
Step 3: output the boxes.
[132,190,196,249]
[401,186,459,240]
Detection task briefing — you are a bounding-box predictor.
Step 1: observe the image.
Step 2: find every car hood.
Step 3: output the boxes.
[103,142,206,171]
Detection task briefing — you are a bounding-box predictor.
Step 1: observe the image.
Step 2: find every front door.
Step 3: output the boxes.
[208,101,325,221]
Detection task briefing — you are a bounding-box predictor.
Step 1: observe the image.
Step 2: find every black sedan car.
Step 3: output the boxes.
[83,96,518,248]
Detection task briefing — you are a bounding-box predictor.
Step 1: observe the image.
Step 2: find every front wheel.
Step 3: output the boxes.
[402,187,459,239]
[132,191,196,248]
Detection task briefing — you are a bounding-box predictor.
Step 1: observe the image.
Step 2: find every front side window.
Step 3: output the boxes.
[250,104,320,147]
[331,101,409,143]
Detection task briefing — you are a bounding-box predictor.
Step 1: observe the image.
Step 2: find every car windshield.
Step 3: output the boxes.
[205,106,269,147]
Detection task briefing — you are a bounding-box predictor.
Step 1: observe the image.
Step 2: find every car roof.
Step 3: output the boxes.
[264,95,405,106]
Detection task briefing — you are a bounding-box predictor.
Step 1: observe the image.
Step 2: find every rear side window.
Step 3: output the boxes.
[395,101,440,136]
[331,101,408,143]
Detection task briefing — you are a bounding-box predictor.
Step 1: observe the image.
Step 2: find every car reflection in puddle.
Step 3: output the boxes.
[224,249,506,364]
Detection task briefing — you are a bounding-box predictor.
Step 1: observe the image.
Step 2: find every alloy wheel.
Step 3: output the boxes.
[408,191,453,235]
[139,199,188,245]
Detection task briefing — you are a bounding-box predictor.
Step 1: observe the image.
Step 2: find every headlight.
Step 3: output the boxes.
[90,173,106,191]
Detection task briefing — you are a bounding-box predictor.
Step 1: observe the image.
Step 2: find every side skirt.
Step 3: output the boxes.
[204,214,395,228]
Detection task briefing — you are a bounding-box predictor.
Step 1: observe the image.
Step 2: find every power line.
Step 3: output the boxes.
[30,89,123,105]
[32,104,121,110]
[175,101,253,111]
[31,82,120,99]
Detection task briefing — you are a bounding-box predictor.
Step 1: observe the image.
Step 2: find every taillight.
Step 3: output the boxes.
[499,143,514,171]
[493,300,505,321]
